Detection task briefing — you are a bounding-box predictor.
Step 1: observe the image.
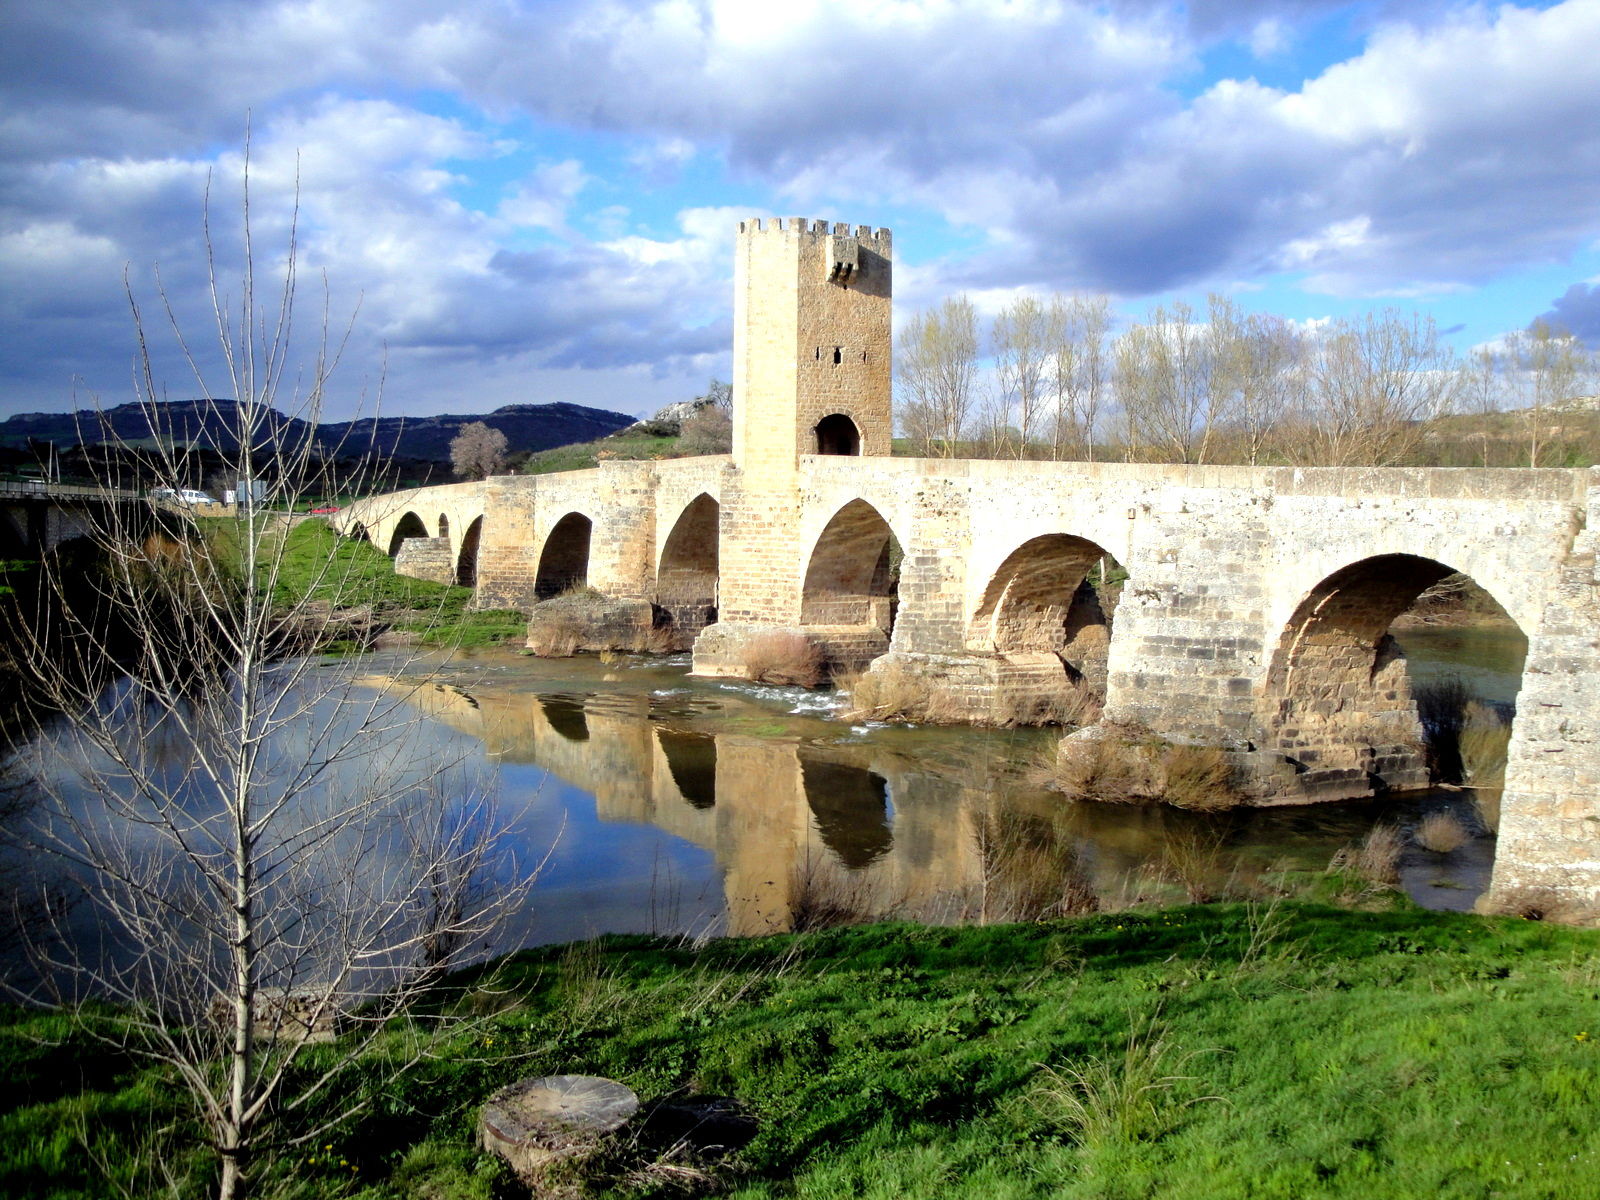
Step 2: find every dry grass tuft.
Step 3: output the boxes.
[1459,702,1512,786]
[743,631,824,688]
[999,677,1104,728]
[527,611,584,657]
[1161,745,1244,812]
[838,662,964,724]
[1329,824,1403,890]
[1053,731,1244,811]
[971,811,1099,922]
[1413,810,1472,855]
[787,854,877,932]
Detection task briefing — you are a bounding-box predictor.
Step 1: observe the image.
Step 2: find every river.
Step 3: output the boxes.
[351,621,1522,949]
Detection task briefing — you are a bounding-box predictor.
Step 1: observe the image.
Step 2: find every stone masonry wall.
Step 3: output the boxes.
[393,535,454,584]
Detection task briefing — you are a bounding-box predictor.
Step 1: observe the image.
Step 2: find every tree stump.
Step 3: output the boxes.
[479,1075,639,1177]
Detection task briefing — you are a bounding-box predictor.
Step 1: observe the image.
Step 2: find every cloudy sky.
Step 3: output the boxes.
[3,0,1598,422]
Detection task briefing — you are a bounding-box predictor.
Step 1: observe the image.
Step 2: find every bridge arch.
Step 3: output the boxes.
[657,493,720,643]
[535,512,593,599]
[387,511,428,557]
[801,498,900,630]
[969,533,1120,688]
[456,515,483,587]
[1260,553,1525,798]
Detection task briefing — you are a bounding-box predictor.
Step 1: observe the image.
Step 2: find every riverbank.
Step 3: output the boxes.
[5,900,1597,1199]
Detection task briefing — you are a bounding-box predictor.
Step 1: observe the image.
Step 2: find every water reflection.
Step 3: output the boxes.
[366,639,1502,945]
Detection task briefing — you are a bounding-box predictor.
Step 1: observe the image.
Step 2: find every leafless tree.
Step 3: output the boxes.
[676,403,732,455]
[1286,309,1461,467]
[1491,321,1597,467]
[992,294,1052,456]
[1207,296,1302,465]
[1048,293,1112,461]
[897,296,980,457]
[1115,301,1219,464]
[3,157,530,1200]
[449,420,509,480]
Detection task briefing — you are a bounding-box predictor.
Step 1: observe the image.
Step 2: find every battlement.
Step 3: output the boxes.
[736,216,892,256]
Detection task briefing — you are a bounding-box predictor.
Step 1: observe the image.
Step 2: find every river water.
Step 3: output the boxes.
[350,623,1523,949]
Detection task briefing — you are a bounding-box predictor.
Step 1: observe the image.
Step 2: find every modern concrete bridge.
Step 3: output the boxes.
[336,216,1600,914]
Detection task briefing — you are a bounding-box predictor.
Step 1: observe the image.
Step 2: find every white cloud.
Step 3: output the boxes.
[4,0,1600,417]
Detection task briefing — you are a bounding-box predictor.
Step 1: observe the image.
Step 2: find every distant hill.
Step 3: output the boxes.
[0,400,635,462]
[321,403,634,461]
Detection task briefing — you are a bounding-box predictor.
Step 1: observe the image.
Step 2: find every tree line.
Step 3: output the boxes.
[898,294,1600,468]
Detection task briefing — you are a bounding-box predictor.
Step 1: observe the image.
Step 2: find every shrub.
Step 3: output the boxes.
[744,631,824,688]
[1414,810,1472,855]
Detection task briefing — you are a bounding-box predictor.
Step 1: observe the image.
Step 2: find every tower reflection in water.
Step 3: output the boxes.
[365,665,1481,946]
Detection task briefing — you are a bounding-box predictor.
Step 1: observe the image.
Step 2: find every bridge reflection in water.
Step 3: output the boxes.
[361,653,1493,946]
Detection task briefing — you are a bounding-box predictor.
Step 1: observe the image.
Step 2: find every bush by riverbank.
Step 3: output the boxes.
[4,901,1597,1199]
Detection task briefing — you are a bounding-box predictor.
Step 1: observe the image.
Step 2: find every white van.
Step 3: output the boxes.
[150,487,218,506]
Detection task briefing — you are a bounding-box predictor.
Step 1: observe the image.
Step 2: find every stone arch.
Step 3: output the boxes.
[456,515,483,587]
[387,511,428,557]
[801,499,899,630]
[656,493,719,642]
[1260,553,1525,799]
[438,513,450,538]
[535,512,592,600]
[969,533,1119,688]
[814,413,861,456]
[347,521,370,544]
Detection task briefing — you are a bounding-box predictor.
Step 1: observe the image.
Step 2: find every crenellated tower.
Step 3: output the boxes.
[732,217,893,476]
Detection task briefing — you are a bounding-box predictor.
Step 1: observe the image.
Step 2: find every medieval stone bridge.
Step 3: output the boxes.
[333,215,1600,913]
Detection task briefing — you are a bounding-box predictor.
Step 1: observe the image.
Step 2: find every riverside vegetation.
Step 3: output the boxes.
[4,897,1598,1200]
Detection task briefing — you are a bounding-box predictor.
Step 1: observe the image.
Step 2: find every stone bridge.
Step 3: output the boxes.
[336,454,1600,912]
[334,215,1600,913]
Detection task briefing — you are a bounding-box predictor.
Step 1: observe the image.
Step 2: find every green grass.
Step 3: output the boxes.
[523,432,680,475]
[6,903,1599,1198]
[262,518,526,648]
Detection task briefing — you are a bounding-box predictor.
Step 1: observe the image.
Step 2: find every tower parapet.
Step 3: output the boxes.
[732,216,893,475]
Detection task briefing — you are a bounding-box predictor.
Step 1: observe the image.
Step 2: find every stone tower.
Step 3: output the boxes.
[732,217,893,476]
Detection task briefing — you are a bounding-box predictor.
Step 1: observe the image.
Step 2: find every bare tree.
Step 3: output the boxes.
[992,294,1052,457]
[897,296,980,457]
[1288,309,1460,467]
[1207,296,1302,465]
[1048,293,1112,461]
[4,159,529,1199]
[1115,301,1218,464]
[450,420,509,480]
[1493,321,1597,467]
[676,404,732,455]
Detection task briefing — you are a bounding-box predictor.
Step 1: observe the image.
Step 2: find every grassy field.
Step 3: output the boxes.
[258,517,527,648]
[5,900,1598,1199]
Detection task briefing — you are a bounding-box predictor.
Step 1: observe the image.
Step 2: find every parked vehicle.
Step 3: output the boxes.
[149,487,218,506]
[309,504,341,514]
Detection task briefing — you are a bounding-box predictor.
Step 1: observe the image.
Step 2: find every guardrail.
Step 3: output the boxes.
[0,480,143,501]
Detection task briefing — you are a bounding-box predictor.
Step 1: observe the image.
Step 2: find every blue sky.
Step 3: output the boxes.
[3,0,1598,422]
